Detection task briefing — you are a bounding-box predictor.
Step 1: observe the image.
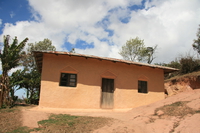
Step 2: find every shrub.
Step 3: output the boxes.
[179,56,200,74]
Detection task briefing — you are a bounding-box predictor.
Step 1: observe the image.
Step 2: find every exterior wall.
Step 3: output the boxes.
[39,54,165,109]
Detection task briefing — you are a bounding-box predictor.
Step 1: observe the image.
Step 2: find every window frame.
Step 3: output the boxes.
[138,80,148,93]
[59,73,77,87]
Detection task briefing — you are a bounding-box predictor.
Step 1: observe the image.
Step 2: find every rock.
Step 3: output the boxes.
[156,110,164,116]
[166,86,175,96]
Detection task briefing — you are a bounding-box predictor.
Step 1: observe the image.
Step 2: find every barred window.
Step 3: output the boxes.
[138,80,148,93]
[59,73,77,87]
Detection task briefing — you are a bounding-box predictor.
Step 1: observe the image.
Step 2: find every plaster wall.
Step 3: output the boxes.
[39,54,165,109]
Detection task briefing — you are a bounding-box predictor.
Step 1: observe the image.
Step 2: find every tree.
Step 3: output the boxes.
[20,69,41,104]
[0,35,28,107]
[142,45,158,64]
[119,37,157,63]
[21,38,56,104]
[22,38,56,69]
[119,37,146,62]
[9,69,26,106]
[69,48,75,53]
[192,24,200,54]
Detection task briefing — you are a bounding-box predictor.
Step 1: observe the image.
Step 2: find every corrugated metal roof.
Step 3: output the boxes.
[33,51,178,74]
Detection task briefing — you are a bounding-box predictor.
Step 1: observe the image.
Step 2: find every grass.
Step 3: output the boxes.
[37,114,112,133]
[155,101,196,117]
[0,106,112,133]
[38,114,79,127]
[0,107,23,133]
[165,71,200,82]
[7,126,31,133]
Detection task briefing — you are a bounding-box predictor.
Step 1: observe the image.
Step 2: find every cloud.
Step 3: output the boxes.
[0,0,200,66]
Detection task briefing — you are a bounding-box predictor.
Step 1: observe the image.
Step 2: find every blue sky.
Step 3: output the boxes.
[0,0,200,98]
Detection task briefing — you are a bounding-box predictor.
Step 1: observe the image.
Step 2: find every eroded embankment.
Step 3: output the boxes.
[165,74,200,97]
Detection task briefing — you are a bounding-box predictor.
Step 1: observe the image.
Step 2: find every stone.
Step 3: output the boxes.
[156,110,164,116]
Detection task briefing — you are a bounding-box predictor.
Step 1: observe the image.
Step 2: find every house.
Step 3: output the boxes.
[33,51,177,109]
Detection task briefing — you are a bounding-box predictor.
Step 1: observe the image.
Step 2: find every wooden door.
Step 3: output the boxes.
[101,78,114,109]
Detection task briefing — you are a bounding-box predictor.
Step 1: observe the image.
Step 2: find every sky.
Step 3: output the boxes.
[0,0,200,98]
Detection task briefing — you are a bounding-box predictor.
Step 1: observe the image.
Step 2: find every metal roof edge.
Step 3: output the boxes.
[32,51,179,73]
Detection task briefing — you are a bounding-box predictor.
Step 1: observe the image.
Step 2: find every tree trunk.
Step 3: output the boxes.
[1,70,11,107]
[0,85,3,107]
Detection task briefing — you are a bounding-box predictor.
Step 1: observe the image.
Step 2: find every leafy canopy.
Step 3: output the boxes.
[119,37,157,64]
[0,35,28,72]
[119,37,146,62]
[0,35,28,107]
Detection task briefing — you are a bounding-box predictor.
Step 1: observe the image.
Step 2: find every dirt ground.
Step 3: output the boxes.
[20,89,200,133]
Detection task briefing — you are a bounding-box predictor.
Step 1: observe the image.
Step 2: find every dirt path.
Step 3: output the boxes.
[22,89,200,132]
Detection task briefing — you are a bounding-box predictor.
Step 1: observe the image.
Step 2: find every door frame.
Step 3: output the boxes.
[100,78,115,109]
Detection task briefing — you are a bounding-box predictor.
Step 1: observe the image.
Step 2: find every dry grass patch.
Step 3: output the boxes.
[165,71,200,82]
[0,108,23,133]
[1,105,113,133]
[155,101,196,117]
[37,114,113,133]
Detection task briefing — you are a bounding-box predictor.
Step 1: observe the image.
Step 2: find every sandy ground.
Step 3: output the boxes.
[22,89,200,133]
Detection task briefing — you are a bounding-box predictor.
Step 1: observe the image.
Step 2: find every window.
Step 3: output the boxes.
[59,73,77,87]
[138,80,148,93]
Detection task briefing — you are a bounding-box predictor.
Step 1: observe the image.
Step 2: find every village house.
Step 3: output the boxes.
[33,51,177,109]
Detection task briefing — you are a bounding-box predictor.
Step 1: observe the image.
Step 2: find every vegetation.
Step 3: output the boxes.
[156,54,200,79]
[192,24,200,54]
[155,101,199,117]
[37,114,112,132]
[20,38,56,104]
[0,106,112,133]
[119,37,157,64]
[0,107,22,133]
[0,36,56,107]
[0,35,28,107]
[1,24,199,106]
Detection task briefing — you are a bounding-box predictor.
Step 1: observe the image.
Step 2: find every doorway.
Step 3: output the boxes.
[101,78,114,109]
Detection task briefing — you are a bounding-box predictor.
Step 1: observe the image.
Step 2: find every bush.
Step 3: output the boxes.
[179,57,200,74]
[156,55,200,79]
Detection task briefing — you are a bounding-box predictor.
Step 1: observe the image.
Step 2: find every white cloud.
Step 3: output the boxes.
[107,0,200,63]
[0,0,200,65]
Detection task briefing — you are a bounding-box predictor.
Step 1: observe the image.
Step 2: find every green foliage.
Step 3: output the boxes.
[28,38,56,52]
[167,60,181,70]
[179,56,200,74]
[38,114,79,127]
[0,104,7,109]
[19,38,56,104]
[9,70,26,106]
[12,69,41,104]
[156,55,200,79]
[0,36,28,72]
[119,37,157,63]
[37,114,111,132]
[7,126,30,133]
[22,38,56,69]
[192,24,200,54]
[0,35,28,107]
[119,37,146,61]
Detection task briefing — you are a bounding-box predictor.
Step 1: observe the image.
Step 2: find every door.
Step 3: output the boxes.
[101,78,114,109]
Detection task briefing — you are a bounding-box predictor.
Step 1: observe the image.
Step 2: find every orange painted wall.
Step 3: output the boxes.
[39,54,165,109]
